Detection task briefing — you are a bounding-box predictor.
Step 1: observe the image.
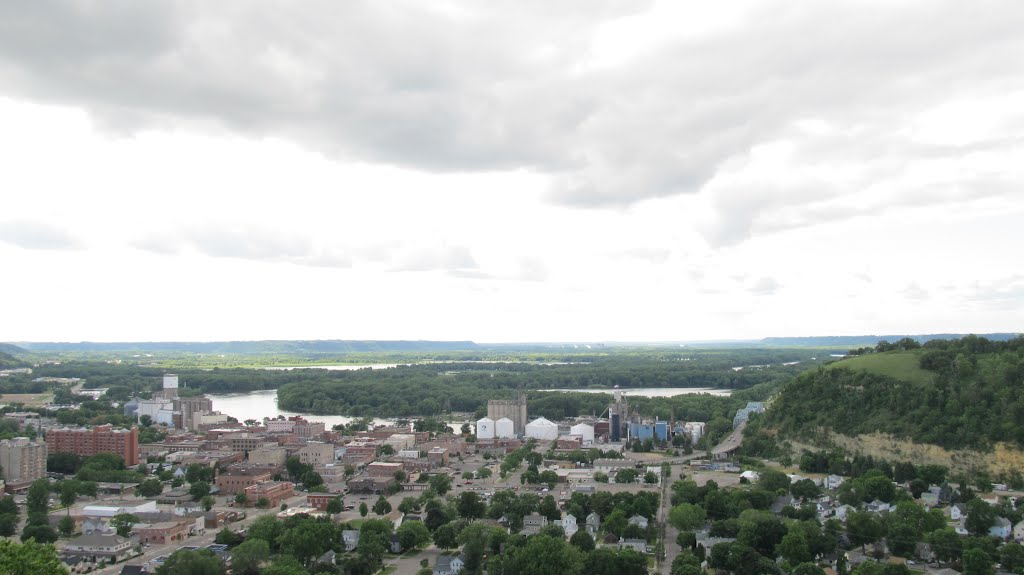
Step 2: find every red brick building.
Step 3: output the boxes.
[245,481,294,508]
[46,424,139,466]
[306,493,341,511]
[366,461,403,477]
[215,465,276,495]
[133,521,187,545]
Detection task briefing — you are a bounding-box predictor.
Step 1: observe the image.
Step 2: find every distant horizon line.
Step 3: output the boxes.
[6,331,1020,347]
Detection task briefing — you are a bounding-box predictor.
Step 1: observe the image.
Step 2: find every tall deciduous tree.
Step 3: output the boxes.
[230,538,270,575]
[154,549,226,575]
[0,539,68,575]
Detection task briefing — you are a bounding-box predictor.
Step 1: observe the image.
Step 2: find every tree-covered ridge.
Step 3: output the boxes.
[0,350,29,369]
[756,335,1024,451]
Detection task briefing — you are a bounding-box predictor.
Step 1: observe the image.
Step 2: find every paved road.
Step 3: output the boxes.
[711,422,746,457]
[385,546,442,575]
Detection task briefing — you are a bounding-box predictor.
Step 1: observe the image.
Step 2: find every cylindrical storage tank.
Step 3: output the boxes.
[525,417,559,441]
[570,423,595,444]
[476,417,495,439]
[495,417,515,439]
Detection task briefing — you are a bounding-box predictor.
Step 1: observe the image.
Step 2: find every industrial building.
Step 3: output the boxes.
[525,417,559,441]
[487,391,527,435]
[476,417,495,439]
[570,423,595,445]
[495,417,515,439]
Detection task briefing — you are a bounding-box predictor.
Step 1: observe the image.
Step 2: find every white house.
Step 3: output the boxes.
[949,503,967,521]
[342,530,360,551]
[555,514,578,537]
[585,512,601,535]
[1013,519,1024,542]
[989,517,1012,539]
[826,475,845,490]
[835,504,855,521]
[434,554,465,575]
[628,515,649,529]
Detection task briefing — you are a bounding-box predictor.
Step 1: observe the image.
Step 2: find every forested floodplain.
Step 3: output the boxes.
[2,347,825,448]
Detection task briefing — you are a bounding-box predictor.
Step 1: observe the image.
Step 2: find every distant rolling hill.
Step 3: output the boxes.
[0,342,28,356]
[759,333,1020,347]
[0,350,29,369]
[12,340,480,354]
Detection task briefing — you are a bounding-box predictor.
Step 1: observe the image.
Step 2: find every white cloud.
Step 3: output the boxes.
[0,2,1022,341]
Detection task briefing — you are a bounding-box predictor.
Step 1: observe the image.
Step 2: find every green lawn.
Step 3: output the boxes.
[825,351,932,384]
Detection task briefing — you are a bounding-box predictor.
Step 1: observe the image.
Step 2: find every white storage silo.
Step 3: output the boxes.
[570,423,595,444]
[525,417,559,441]
[495,417,515,439]
[476,417,495,439]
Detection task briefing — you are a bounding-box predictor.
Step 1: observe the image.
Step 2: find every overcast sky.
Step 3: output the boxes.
[1,1,1022,343]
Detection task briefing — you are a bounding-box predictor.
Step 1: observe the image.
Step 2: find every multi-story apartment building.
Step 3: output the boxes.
[46,425,139,466]
[0,437,47,488]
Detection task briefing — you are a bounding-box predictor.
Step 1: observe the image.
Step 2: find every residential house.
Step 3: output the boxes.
[826,475,845,490]
[342,530,360,551]
[835,504,855,521]
[695,530,737,554]
[318,550,336,566]
[915,543,937,563]
[866,500,891,514]
[61,533,133,564]
[990,517,1012,539]
[521,512,548,535]
[434,554,465,575]
[555,514,578,537]
[81,518,116,536]
[950,503,968,522]
[619,538,648,553]
[628,515,649,529]
[585,512,601,535]
[1014,519,1024,542]
[770,495,795,514]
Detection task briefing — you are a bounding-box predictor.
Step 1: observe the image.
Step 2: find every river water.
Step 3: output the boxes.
[205,386,732,429]
[545,387,732,398]
[205,389,397,429]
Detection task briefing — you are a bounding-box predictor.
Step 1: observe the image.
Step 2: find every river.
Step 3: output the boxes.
[205,389,398,429]
[205,386,732,429]
[546,387,733,398]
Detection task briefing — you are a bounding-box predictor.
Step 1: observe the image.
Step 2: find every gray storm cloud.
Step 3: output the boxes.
[1,1,1022,248]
